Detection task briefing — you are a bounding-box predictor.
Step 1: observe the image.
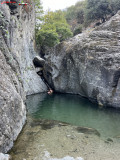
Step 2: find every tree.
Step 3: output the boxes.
[36,10,73,47]
[65,1,86,23]
[64,1,86,31]
[85,0,111,23]
[34,0,43,14]
[73,25,82,36]
[34,0,44,26]
[63,0,120,30]
[36,29,59,47]
[108,0,120,15]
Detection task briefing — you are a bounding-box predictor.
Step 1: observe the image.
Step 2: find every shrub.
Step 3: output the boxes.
[36,10,73,47]
[73,25,82,36]
[36,29,59,47]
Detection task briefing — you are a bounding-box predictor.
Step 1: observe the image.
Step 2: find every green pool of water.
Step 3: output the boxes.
[26,93,120,138]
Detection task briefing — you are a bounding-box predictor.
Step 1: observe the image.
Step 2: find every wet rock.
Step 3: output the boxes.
[104,140,109,144]
[31,119,57,130]
[43,11,120,108]
[107,138,113,142]
[30,119,69,130]
[76,127,100,136]
[41,123,55,130]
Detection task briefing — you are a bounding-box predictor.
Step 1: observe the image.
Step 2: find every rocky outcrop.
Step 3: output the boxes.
[0,1,46,153]
[33,56,45,68]
[43,11,120,108]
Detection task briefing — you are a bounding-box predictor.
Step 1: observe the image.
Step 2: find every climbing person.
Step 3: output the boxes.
[33,56,53,95]
[37,69,53,95]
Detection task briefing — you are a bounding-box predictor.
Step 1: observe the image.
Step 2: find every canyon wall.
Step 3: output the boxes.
[0,1,46,153]
[43,11,120,108]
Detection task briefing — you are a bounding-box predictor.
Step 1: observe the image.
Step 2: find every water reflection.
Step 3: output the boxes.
[26,93,120,138]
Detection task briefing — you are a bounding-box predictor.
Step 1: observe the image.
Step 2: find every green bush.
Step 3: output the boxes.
[55,22,73,41]
[36,29,59,47]
[36,11,73,47]
[64,0,120,29]
[85,0,111,23]
[73,25,82,36]
[108,0,120,15]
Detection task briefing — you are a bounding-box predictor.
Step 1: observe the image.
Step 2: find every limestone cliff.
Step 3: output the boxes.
[0,1,46,153]
[43,11,120,108]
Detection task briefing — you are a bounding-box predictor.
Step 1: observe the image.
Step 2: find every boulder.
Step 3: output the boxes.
[76,127,100,136]
[43,11,120,108]
[33,56,45,68]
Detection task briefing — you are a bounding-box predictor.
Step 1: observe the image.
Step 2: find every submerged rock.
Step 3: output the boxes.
[30,119,69,130]
[43,11,120,108]
[76,127,100,136]
[106,138,113,142]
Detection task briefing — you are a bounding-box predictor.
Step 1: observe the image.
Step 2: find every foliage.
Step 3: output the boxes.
[35,0,120,46]
[36,10,73,47]
[108,0,120,15]
[64,0,120,29]
[65,1,86,22]
[34,0,43,13]
[73,25,83,36]
[36,29,59,47]
[65,1,86,30]
[34,0,44,23]
[56,23,73,41]
[85,0,111,23]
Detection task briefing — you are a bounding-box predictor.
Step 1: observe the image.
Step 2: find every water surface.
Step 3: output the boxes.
[26,93,120,138]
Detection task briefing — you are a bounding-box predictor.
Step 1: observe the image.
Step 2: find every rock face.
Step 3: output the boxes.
[44,11,120,108]
[0,2,47,96]
[0,2,46,153]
